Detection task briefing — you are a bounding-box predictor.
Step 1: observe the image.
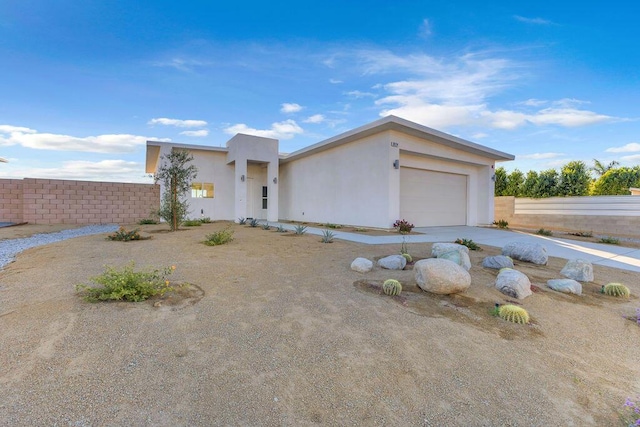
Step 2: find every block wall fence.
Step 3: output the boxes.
[495,196,640,238]
[0,178,159,225]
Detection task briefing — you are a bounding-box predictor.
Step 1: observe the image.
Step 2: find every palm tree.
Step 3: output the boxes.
[592,159,619,177]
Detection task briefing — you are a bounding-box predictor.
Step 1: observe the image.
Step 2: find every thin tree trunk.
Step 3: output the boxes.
[172,176,177,231]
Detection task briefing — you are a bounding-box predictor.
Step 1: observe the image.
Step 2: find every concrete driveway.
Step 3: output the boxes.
[273,223,640,272]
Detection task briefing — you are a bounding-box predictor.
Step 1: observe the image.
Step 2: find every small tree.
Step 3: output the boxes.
[521,170,539,198]
[155,150,198,231]
[532,169,559,198]
[494,167,508,196]
[506,169,525,197]
[558,160,591,196]
[591,166,640,195]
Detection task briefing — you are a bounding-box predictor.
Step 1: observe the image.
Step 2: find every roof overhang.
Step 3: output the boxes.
[280,115,514,163]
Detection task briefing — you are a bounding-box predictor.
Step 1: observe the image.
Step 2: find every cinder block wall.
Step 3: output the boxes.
[0,179,24,223]
[0,178,159,224]
[494,196,640,238]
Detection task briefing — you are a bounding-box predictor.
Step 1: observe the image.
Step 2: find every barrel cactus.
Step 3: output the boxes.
[602,283,630,298]
[401,253,412,263]
[382,279,402,296]
[498,304,530,324]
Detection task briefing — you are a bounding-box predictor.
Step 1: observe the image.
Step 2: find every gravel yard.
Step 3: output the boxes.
[0,222,638,426]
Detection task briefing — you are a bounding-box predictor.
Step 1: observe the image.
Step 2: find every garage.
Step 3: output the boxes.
[400,167,467,227]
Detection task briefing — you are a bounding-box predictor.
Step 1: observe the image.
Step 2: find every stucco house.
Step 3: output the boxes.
[146,115,514,229]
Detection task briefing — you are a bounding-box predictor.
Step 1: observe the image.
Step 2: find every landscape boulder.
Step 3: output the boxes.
[501,241,548,265]
[377,255,407,270]
[547,279,582,295]
[351,257,373,273]
[495,268,532,299]
[431,242,469,258]
[560,259,593,282]
[482,255,514,270]
[414,258,471,295]
[437,250,471,271]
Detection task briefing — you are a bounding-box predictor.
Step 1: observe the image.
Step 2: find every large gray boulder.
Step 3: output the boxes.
[482,255,514,270]
[502,241,548,265]
[432,242,469,257]
[351,257,373,273]
[560,259,593,282]
[377,255,407,270]
[495,268,532,299]
[547,279,582,295]
[438,250,471,271]
[414,258,471,295]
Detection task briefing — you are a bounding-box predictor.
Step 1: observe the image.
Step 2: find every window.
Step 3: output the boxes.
[191,182,214,198]
[262,186,268,209]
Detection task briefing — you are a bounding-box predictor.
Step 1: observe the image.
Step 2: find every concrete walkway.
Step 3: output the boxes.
[269,222,640,272]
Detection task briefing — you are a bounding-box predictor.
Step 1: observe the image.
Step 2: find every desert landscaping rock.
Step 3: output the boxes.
[495,268,532,299]
[502,241,548,265]
[560,259,594,282]
[431,242,469,257]
[547,279,583,295]
[414,258,471,295]
[437,250,471,271]
[350,257,373,273]
[377,254,407,270]
[482,255,514,270]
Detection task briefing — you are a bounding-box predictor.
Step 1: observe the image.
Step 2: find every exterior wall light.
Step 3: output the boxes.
[241,175,245,182]
[393,159,400,169]
[491,174,496,182]
[273,177,278,184]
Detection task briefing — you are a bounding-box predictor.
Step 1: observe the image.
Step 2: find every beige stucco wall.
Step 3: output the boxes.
[0,178,158,224]
[279,132,393,227]
[186,150,235,221]
[494,196,640,237]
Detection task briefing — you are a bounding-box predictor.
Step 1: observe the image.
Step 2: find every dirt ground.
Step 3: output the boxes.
[0,222,638,426]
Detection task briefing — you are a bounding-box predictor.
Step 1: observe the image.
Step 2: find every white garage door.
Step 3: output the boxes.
[400,168,467,226]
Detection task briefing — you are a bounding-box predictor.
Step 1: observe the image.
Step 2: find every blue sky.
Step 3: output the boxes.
[1,0,638,182]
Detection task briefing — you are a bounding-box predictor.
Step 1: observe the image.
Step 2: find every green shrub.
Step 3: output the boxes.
[138,218,158,225]
[249,218,259,228]
[536,228,553,236]
[382,279,402,296]
[601,283,630,298]
[76,262,176,302]
[203,228,234,246]
[199,217,212,224]
[107,227,146,242]
[294,225,307,235]
[354,227,368,232]
[493,219,509,229]
[454,238,482,251]
[323,223,342,229]
[238,217,247,225]
[182,219,202,227]
[498,304,530,324]
[599,236,619,245]
[567,230,592,237]
[321,229,335,243]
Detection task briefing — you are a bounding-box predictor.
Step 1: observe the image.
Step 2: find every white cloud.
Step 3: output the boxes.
[0,126,169,153]
[345,90,376,98]
[528,108,612,127]
[1,159,150,182]
[148,118,208,128]
[180,129,209,137]
[223,119,303,140]
[419,19,432,37]
[517,152,565,160]
[303,114,325,124]
[280,103,303,114]
[606,142,640,153]
[621,154,640,162]
[520,99,547,107]
[329,78,343,84]
[151,57,209,72]
[472,133,488,139]
[514,15,554,25]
